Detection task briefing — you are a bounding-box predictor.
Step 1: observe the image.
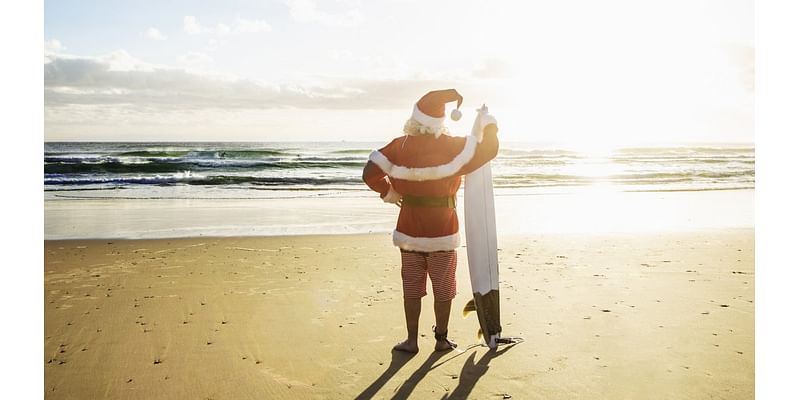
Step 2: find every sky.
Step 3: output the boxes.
[43,0,754,145]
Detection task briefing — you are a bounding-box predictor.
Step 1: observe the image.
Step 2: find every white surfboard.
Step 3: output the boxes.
[463,105,502,348]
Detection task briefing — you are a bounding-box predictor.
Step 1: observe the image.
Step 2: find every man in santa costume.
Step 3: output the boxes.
[362,89,499,352]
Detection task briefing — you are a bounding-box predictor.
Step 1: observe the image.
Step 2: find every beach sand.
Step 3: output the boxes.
[44,230,754,399]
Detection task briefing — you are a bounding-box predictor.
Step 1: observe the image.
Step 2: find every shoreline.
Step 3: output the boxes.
[45,189,754,240]
[43,226,756,243]
[45,229,754,399]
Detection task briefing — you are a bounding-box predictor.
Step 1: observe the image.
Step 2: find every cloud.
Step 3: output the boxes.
[177,52,215,69]
[183,16,272,36]
[44,39,66,53]
[472,58,512,79]
[285,0,363,28]
[183,16,205,34]
[44,39,67,63]
[145,27,167,41]
[232,18,272,34]
[44,51,462,113]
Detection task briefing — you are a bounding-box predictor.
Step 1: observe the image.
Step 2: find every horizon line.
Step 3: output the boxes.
[43,139,755,145]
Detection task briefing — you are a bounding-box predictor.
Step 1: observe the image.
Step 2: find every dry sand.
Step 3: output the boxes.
[44,230,754,399]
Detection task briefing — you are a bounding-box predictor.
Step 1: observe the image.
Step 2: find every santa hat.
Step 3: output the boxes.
[411,89,464,130]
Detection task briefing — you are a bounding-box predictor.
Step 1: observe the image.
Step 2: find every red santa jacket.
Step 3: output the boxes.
[362,128,499,252]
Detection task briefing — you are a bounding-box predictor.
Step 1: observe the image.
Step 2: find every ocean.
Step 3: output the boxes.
[44,142,754,200]
[44,141,755,239]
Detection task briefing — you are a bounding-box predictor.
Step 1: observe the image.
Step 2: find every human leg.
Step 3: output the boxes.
[428,250,458,351]
[394,250,428,353]
[393,298,421,353]
[433,299,455,351]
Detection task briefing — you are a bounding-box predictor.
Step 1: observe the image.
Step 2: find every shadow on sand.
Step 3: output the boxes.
[442,344,518,399]
[355,342,519,399]
[354,350,415,400]
[390,350,450,400]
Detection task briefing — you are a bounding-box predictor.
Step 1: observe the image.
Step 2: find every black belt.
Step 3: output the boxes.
[401,195,456,208]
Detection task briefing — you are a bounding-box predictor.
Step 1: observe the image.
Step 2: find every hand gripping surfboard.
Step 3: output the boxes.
[463,105,523,349]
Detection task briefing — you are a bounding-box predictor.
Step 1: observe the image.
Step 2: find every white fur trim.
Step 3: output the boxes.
[393,230,461,252]
[412,104,445,128]
[368,135,478,181]
[470,105,498,144]
[382,186,402,204]
[480,114,497,131]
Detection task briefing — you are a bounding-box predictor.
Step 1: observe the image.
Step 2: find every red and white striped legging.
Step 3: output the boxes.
[400,249,458,301]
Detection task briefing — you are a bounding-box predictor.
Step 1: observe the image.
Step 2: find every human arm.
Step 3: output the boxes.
[456,111,500,176]
[362,161,402,206]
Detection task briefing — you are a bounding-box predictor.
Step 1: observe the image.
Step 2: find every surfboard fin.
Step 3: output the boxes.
[462,299,476,317]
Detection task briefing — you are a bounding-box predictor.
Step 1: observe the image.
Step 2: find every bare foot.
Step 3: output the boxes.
[392,340,419,353]
[433,326,457,352]
[434,331,458,351]
[435,339,457,352]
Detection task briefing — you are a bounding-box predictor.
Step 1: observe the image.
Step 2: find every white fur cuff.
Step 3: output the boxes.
[480,114,498,131]
[470,107,498,143]
[382,186,402,204]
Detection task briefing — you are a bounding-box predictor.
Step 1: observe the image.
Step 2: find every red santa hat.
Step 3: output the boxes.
[411,89,464,130]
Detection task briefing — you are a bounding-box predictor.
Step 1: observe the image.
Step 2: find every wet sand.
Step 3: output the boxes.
[44,230,754,399]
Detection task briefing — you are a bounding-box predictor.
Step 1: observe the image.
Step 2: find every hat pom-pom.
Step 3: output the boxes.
[450,108,462,121]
